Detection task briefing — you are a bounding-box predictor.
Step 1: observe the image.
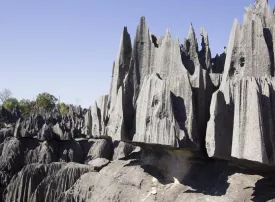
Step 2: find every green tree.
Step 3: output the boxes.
[59,102,69,116]
[3,97,19,111]
[36,92,57,112]
[19,99,33,116]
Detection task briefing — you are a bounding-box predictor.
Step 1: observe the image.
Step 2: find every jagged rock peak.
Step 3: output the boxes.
[136,16,149,36]
[206,0,275,165]
[200,27,209,46]
[254,0,269,10]
[187,23,198,52]
[253,0,271,20]
[165,28,171,39]
[118,26,132,60]
[199,27,212,71]
[140,16,146,24]
[108,26,132,113]
[221,8,271,85]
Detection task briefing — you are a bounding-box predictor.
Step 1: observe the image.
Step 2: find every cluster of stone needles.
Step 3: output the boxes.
[1,0,275,201]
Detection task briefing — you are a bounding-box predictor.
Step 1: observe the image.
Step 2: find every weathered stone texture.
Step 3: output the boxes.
[206,0,275,164]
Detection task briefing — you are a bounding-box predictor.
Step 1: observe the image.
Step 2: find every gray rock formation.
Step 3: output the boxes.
[25,140,59,164]
[3,1,275,201]
[14,115,45,138]
[0,127,13,144]
[206,0,275,164]
[5,163,65,202]
[134,74,191,147]
[199,27,212,71]
[85,138,113,162]
[97,96,108,133]
[57,146,275,202]
[113,141,136,160]
[123,18,198,148]
[83,107,92,136]
[107,27,132,115]
[59,141,84,163]
[209,73,223,88]
[181,25,215,145]
[105,27,132,141]
[52,123,72,140]
[29,163,93,202]
[86,17,223,149]
[0,137,24,173]
[87,158,109,171]
[84,95,108,138]
[211,52,226,73]
[106,87,126,140]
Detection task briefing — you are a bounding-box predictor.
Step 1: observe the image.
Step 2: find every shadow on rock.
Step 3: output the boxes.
[122,143,272,198]
[252,176,275,202]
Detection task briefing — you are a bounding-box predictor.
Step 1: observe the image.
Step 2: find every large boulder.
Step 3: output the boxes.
[87,158,109,171]
[57,147,272,202]
[113,141,137,160]
[85,139,113,162]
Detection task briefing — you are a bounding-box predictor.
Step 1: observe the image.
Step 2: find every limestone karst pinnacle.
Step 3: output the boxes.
[84,0,275,166]
[3,0,275,201]
[206,0,275,164]
[199,27,212,71]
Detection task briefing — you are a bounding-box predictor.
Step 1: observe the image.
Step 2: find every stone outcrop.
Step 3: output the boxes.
[5,163,65,202]
[206,0,275,164]
[82,13,225,150]
[0,127,13,144]
[106,18,199,148]
[0,137,26,174]
[0,134,114,201]
[134,74,192,147]
[88,18,219,149]
[87,158,109,171]
[0,124,275,202]
[199,27,212,72]
[53,146,275,202]
[85,138,113,162]
[113,141,137,160]
[84,95,108,138]
[180,24,216,145]
[4,0,275,201]
[30,163,93,202]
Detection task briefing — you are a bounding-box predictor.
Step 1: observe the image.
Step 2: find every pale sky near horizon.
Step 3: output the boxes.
[0,0,274,108]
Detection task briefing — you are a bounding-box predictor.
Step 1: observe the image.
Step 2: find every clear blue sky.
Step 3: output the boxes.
[0,0,274,107]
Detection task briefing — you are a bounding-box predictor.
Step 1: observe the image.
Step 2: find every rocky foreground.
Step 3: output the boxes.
[2,0,275,201]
